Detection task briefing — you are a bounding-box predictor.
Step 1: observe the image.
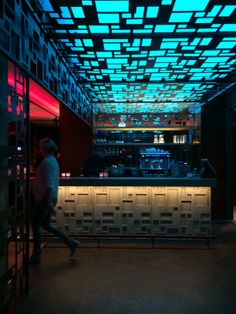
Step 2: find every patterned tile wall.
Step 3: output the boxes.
[55,185,211,236]
[0,54,29,314]
[0,0,92,124]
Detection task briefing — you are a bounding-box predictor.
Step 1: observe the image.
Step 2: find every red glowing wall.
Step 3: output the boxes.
[8,61,60,119]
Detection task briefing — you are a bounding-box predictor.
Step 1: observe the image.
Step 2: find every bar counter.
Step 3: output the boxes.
[56,177,216,236]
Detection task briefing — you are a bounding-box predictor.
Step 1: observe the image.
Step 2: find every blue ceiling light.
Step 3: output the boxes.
[55,30,67,33]
[41,0,53,11]
[200,38,212,45]
[196,18,213,23]
[220,24,236,32]
[60,7,71,18]
[50,13,59,18]
[97,52,113,57]
[83,39,94,47]
[71,7,85,18]
[135,7,145,18]
[107,58,128,64]
[162,0,173,5]
[155,25,175,32]
[104,43,121,50]
[207,5,222,17]
[155,57,178,63]
[40,0,236,114]
[217,38,236,49]
[133,29,152,34]
[113,29,131,34]
[142,39,152,46]
[219,5,236,17]
[202,50,220,56]
[75,39,82,46]
[57,19,74,24]
[126,19,143,25]
[95,1,129,12]
[161,42,178,49]
[177,28,195,33]
[173,0,210,12]
[89,25,110,33]
[146,7,159,18]
[98,14,120,23]
[169,13,192,23]
[195,12,205,17]
[206,57,229,63]
[82,1,93,5]
[197,28,218,33]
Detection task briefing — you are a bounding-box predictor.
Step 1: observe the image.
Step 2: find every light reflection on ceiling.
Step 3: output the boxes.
[36,0,236,113]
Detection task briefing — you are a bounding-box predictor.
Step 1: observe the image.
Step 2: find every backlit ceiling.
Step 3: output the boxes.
[37,0,236,113]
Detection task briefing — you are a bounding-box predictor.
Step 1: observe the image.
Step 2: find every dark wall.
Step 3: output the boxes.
[59,104,93,175]
[228,127,236,217]
[225,89,236,219]
[30,122,59,169]
[201,95,226,220]
[201,86,236,220]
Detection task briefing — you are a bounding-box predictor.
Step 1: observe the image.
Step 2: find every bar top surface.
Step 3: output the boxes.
[59,177,216,187]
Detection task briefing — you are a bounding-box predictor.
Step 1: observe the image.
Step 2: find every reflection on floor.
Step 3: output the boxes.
[18,222,236,314]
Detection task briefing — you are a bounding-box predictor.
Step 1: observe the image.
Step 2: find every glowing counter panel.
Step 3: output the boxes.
[55,178,215,236]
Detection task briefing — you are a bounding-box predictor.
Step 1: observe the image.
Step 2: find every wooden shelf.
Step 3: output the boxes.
[94,143,201,146]
[140,168,167,171]
[94,126,199,131]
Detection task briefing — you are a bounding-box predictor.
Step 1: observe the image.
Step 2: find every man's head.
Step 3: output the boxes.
[39,138,58,157]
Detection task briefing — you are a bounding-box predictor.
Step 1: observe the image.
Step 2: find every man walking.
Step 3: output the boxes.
[30,138,79,264]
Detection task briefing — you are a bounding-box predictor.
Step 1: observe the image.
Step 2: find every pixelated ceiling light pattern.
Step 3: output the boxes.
[39,0,236,113]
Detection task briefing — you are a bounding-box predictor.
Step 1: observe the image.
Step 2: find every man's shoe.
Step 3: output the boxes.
[30,253,41,265]
[69,240,80,257]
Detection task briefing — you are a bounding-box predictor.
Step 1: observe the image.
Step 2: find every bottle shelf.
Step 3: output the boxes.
[140,168,167,171]
[94,143,200,146]
[94,126,199,131]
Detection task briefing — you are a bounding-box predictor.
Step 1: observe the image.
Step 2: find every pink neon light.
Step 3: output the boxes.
[8,62,15,87]
[29,79,59,118]
[8,62,24,95]
[8,60,60,119]
[30,102,56,119]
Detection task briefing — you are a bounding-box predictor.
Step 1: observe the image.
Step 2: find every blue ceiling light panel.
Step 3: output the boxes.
[71,7,85,18]
[60,7,71,18]
[169,13,193,23]
[146,7,159,18]
[173,0,210,12]
[98,14,120,23]
[89,25,109,33]
[220,24,236,32]
[95,1,129,12]
[155,25,176,33]
[38,0,236,114]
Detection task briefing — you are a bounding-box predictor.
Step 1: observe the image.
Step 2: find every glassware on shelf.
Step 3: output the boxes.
[159,134,165,143]
[173,135,187,143]
[153,134,158,143]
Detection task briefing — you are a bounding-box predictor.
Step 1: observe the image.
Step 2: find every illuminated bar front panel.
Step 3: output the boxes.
[55,182,212,236]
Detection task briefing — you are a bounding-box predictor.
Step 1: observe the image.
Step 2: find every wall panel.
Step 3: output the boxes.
[54,186,212,236]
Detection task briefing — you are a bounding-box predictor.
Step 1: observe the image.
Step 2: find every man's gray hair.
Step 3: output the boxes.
[39,138,58,154]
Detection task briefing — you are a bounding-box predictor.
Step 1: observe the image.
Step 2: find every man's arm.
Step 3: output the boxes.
[42,160,57,210]
[44,187,55,209]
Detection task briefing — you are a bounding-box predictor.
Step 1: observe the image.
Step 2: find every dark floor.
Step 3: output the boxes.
[19,222,236,314]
